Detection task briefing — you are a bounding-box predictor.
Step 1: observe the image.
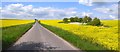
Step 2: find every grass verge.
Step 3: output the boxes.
[2,22,34,50]
[41,23,116,52]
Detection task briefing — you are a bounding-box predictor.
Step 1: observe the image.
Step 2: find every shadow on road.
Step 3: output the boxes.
[2,41,60,52]
[9,41,58,50]
[2,41,82,52]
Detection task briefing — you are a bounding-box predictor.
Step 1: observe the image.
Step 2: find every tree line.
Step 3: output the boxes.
[63,16,102,26]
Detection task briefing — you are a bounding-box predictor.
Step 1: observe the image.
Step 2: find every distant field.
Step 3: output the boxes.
[101,20,118,27]
[1,20,34,27]
[40,20,118,51]
[1,19,34,49]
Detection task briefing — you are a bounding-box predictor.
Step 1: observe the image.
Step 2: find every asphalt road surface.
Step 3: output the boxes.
[8,21,79,51]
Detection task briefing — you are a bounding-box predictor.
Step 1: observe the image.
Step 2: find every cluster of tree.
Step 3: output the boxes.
[63,16,102,26]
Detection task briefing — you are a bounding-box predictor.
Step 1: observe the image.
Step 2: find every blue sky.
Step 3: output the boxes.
[1,0,119,2]
[1,2,118,20]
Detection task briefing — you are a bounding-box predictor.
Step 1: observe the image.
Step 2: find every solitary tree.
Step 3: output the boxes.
[87,17,92,22]
[92,17,101,26]
[83,16,88,23]
[74,17,79,22]
[78,18,83,23]
[70,17,75,22]
[63,18,69,22]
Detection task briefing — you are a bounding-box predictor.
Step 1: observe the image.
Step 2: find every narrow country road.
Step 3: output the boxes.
[8,21,79,51]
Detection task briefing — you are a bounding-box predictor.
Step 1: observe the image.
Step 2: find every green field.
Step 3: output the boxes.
[40,20,118,51]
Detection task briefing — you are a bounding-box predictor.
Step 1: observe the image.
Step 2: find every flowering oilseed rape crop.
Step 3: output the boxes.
[1,20,34,27]
[40,20,118,50]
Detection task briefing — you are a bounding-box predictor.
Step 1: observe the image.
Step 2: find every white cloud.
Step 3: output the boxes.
[81,12,93,17]
[1,3,117,20]
[111,4,118,14]
[93,4,118,14]
[6,3,24,11]
[79,0,93,6]
[93,4,118,20]
[112,4,118,8]
[109,15,117,20]
[92,0,119,2]
[1,3,78,19]
[22,5,33,12]
[94,7,112,13]
[109,15,114,18]
[0,7,1,10]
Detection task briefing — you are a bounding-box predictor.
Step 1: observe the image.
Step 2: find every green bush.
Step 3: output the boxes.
[87,17,101,26]
[78,18,83,23]
[63,16,102,26]
[83,16,88,23]
[74,17,79,22]
[63,18,69,23]
[70,17,75,22]
[87,17,92,22]
[92,18,101,26]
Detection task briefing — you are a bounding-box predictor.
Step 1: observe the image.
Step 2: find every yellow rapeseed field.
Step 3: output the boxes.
[1,20,34,27]
[40,20,118,50]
